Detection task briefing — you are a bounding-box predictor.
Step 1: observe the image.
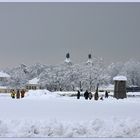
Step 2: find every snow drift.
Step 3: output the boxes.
[0,118,140,137]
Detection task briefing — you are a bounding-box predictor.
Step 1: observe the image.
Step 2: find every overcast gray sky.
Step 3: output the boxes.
[0,3,140,69]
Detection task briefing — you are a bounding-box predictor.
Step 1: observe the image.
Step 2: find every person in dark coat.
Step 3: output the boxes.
[105,90,109,98]
[16,90,20,99]
[77,90,80,99]
[84,90,89,100]
[88,92,93,100]
[21,89,25,98]
[94,91,99,100]
[94,83,99,100]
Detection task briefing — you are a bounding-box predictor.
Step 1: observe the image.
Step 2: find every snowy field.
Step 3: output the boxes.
[0,90,140,138]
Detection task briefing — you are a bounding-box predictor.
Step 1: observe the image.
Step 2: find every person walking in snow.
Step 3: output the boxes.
[84,90,89,100]
[21,89,25,98]
[11,90,16,99]
[16,89,20,99]
[88,92,93,100]
[105,90,109,98]
[94,83,99,100]
[94,91,99,100]
[77,90,81,99]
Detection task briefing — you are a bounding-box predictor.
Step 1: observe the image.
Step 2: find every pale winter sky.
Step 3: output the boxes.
[0,3,140,69]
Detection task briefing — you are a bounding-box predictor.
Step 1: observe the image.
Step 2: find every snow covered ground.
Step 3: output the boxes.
[0,90,140,138]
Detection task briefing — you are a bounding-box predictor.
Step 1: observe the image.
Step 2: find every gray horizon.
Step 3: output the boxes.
[0,3,140,69]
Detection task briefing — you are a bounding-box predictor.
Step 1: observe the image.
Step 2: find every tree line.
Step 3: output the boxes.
[2,58,140,91]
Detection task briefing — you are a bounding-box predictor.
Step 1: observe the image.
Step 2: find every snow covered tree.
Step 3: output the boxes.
[120,59,140,86]
[5,64,30,88]
[3,53,140,92]
[106,62,124,84]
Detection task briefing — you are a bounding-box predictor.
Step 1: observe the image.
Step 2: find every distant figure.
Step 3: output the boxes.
[84,90,89,100]
[16,90,20,99]
[77,90,80,99]
[11,90,16,99]
[60,88,62,91]
[105,91,108,98]
[100,96,103,100]
[94,83,99,100]
[88,92,93,100]
[94,91,99,100]
[21,89,25,98]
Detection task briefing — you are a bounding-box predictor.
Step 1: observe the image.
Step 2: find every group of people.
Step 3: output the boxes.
[83,90,93,100]
[11,89,26,99]
[76,90,109,100]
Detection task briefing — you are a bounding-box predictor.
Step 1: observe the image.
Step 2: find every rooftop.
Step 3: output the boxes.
[0,71,10,78]
[28,78,40,85]
[113,76,127,81]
